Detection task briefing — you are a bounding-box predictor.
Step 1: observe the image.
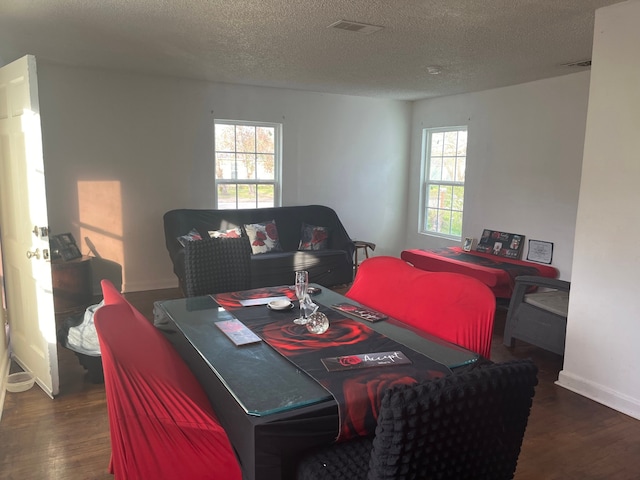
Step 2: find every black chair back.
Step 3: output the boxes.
[184,236,252,296]
[297,359,538,480]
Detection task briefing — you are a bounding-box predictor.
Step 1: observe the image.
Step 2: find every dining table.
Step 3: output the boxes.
[154,284,479,480]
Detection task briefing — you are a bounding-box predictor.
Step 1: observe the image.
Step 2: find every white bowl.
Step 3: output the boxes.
[268,299,293,311]
[6,371,36,393]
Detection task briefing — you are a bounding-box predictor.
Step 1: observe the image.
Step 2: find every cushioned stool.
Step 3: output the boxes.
[504,275,570,355]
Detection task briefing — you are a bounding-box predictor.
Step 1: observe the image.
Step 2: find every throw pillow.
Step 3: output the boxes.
[208,227,242,239]
[298,223,329,251]
[177,228,202,247]
[244,220,282,255]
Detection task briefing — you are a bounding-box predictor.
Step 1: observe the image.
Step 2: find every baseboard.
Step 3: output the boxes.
[0,353,10,421]
[120,278,180,293]
[556,369,640,421]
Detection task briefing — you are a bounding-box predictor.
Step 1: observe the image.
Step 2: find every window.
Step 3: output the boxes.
[214,120,282,209]
[420,127,467,239]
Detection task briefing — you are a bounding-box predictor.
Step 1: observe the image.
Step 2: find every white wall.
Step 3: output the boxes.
[406,72,591,280]
[36,66,411,292]
[558,0,640,420]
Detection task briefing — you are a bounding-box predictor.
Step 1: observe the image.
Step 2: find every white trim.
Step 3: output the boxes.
[119,279,180,294]
[556,370,640,421]
[0,352,9,421]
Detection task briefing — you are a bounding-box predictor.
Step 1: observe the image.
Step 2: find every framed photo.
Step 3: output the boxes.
[60,244,82,261]
[527,239,554,264]
[59,233,76,247]
[463,237,473,252]
[49,235,64,259]
[50,233,82,261]
[475,229,525,259]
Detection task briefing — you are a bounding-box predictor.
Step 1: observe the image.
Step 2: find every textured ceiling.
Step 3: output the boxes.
[0,0,622,101]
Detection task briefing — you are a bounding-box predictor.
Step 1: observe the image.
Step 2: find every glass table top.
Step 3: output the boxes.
[155,285,478,418]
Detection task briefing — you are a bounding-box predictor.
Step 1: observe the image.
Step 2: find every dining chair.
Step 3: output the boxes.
[94,284,242,479]
[504,275,570,355]
[296,359,538,480]
[184,236,252,296]
[346,256,496,358]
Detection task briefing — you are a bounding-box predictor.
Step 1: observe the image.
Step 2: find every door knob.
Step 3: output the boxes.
[26,248,41,260]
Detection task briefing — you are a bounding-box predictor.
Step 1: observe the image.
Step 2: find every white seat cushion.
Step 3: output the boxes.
[523,290,569,317]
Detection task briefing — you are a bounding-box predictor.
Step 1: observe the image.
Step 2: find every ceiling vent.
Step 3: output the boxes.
[327,20,384,35]
[562,59,592,68]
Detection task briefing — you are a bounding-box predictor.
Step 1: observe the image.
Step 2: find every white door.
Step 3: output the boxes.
[0,55,59,397]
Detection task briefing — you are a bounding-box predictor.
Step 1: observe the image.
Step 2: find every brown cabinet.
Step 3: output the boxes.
[51,255,93,315]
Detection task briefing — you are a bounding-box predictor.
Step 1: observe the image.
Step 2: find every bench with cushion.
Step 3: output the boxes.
[164,205,355,293]
[503,275,570,355]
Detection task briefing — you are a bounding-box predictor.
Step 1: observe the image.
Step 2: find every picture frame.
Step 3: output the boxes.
[476,229,525,259]
[50,233,82,261]
[59,233,76,247]
[527,239,554,264]
[60,244,82,261]
[463,237,474,252]
[49,235,64,259]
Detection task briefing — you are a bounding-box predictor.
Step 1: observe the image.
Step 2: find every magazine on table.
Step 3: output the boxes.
[215,318,262,346]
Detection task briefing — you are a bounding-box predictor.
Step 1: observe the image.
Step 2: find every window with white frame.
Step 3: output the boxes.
[420,127,467,239]
[214,120,282,209]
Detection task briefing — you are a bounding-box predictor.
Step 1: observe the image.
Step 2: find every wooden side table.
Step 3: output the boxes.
[353,240,376,274]
[51,255,93,316]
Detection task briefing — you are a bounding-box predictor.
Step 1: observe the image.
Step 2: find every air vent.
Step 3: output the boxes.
[562,59,592,68]
[327,20,384,35]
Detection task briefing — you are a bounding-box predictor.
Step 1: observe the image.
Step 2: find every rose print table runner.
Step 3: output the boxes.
[212,287,451,441]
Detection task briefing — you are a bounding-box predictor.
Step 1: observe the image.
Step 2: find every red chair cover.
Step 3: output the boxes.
[100,279,151,327]
[101,279,125,306]
[346,256,496,358]
[94,289,241,479]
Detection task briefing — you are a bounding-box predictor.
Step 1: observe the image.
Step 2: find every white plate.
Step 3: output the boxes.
[267,299,294,311]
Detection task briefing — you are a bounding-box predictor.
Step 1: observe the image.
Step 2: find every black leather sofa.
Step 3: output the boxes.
[163,205,355,292]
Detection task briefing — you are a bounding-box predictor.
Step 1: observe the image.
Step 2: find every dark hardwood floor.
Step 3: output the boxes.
[1,288,639,479]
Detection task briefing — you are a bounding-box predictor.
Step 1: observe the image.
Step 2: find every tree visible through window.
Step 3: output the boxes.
[214,121,281,209]
[421,127,467,238]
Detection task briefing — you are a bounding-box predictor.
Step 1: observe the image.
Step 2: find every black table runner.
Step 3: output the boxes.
[428,247,539,284]
[212,287,451,441]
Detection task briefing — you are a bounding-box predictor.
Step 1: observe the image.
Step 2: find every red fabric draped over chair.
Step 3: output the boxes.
[346,256,496,358]
[94,280,241,480]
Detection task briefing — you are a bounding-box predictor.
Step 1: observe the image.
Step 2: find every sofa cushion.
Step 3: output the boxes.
[177,228,203,247]
[250,249,352,289]
[244,220,283,254]
[209,227,242,238]
[298,223,329,251]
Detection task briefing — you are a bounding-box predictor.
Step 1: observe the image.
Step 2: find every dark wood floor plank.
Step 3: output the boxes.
[1,289,639,479]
